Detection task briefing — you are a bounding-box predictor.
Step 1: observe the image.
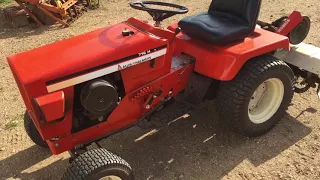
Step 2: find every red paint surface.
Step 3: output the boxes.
[276,11,303,36]
[34,91,65,123]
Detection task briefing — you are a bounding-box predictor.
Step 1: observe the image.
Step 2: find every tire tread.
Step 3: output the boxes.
[62,148,133,180]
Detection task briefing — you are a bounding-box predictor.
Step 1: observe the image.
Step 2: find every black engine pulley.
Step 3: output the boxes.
[80,79,118,117]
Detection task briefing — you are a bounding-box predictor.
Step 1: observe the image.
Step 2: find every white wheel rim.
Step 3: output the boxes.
[99,176,122,180]
[248,78,284,124]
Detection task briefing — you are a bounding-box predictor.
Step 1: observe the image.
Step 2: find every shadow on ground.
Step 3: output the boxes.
[0,145,66,180]
[0,101,312,180]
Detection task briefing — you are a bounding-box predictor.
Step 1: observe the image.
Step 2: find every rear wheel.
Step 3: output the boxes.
[62,148,134,180]
[216,55,294,137]
[24,111,48,148]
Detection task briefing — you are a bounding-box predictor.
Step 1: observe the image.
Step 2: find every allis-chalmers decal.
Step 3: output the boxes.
[118,48,158,70]
[118,56,152,70]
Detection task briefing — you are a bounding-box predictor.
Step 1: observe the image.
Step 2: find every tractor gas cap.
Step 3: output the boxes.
[122,28,134,36]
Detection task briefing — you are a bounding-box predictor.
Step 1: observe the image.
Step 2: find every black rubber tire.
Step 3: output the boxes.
[62,148,134,180]
[216,55,294,137]
[288,16,311,45]
[24,111,49,148]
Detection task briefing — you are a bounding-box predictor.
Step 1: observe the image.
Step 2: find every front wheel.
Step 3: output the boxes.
[24,111,49,148]
[216,55,294,137]
[62,148,134,180]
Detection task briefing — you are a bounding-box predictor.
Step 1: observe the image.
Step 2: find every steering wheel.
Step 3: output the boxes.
[129,1,188,24]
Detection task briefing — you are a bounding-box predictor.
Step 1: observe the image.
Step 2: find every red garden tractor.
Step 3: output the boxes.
[7,0,313,179]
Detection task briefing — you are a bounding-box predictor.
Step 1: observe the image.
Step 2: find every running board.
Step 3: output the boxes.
[171,54,195,70]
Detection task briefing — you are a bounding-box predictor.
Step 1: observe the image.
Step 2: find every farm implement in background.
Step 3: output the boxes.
[3,0,99,27]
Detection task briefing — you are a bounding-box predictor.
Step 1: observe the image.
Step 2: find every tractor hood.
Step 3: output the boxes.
[8,21,167,95]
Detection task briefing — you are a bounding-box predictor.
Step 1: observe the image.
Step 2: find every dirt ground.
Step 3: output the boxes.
[0,0,320,179]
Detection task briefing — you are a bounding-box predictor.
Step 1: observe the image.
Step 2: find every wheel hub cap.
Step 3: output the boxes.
[249,82,267,111]
[248,78,284,124]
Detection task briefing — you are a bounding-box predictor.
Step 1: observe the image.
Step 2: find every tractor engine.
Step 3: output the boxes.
[72,74,123,132]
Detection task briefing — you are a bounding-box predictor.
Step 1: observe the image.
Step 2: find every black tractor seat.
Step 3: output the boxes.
[178,0,262,45]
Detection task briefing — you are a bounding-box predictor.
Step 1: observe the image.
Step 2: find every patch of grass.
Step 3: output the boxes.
[0,0,14,7]
[5,120,18,129]
[5,113,23,129]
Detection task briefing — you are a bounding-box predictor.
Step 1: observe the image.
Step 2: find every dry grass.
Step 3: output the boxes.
[0,0,320,179]
[0,0,13,7]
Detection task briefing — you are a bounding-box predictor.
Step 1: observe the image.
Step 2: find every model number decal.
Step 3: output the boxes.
[139,50,151,56]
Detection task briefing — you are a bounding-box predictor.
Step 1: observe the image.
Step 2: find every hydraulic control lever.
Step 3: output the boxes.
[169,27,181,44]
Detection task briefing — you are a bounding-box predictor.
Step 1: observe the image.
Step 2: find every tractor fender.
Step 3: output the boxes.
[196,39,290,81]
[171,25,290,81]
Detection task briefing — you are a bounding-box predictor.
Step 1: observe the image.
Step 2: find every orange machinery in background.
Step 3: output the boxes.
[5,0,99,27]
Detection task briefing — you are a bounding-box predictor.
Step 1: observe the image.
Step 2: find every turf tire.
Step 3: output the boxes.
[62,148,134,180]
[216,55,294,137]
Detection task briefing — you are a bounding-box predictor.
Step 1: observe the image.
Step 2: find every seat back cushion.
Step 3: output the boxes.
[209,0,261,29]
